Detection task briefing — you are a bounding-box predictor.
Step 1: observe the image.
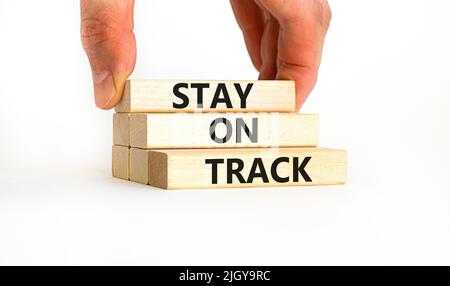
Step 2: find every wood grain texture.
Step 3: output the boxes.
[129,113,319,149]
[129,147,347,189]
[113,113,130,146]
[112,145,130,180]
[115,79,295,112]
[129,147,148,184]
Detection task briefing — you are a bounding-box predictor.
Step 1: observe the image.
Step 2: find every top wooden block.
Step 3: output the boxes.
[115,79,296,113]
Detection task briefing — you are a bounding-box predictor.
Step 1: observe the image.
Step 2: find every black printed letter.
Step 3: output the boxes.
[247,158,269,183]
[234,83,253,108]
[271,157,290,183]
[293,157,312,182]
[205,158,224,184]
[209,118,232,143]
[236,118,258,143]
[211,83,232,108]
[173,83,189,109]
[191,83,209,108]
[227,158,246,184]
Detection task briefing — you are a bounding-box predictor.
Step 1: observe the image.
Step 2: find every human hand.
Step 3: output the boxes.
[80,0,136,109]
[80,0,330,110]
[230,0,331,110]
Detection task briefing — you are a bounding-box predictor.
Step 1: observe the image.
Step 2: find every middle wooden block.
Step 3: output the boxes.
[128,113,319,149]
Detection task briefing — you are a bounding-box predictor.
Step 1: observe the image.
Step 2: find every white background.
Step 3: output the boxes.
[0,0,449,265]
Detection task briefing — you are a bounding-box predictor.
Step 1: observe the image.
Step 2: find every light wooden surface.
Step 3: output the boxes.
[129,147,149,184]
[112,145,130,180]
[115,79,295,112]
[113,113,130,146]
[130,147,347,189]
[129,113,319,149]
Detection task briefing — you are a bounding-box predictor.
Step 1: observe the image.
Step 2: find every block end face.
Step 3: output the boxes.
[129,148,150,184]
[129,114,149,148]
[113,113,130,146]
[148,151,168,189]
[112,145,130,180]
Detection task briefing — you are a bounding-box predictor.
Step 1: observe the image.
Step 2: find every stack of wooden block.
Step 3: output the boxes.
[112,79,347,189]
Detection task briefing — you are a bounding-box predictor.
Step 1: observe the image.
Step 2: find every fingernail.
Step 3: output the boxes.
[275,71,291,81]
[92,71,116,109]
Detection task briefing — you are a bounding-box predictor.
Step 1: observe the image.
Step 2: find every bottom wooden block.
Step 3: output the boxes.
[130,147,347,189]
[112,145,130,180]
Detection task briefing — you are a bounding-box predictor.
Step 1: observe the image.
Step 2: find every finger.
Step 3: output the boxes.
[230,0,264,70]
[258,13,279,80]
[258,0,332,110]
[80,0,136,109]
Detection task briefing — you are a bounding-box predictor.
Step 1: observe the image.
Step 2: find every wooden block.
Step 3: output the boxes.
[112,145,130,180]
[129,147,150,184]
[113,113,130,146]
[115,79,295,112]
[129,113,318,149]
[129,147,346,189]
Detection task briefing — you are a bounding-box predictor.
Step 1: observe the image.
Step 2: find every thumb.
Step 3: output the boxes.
[80,0,136,109]
[258,0,331,110]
